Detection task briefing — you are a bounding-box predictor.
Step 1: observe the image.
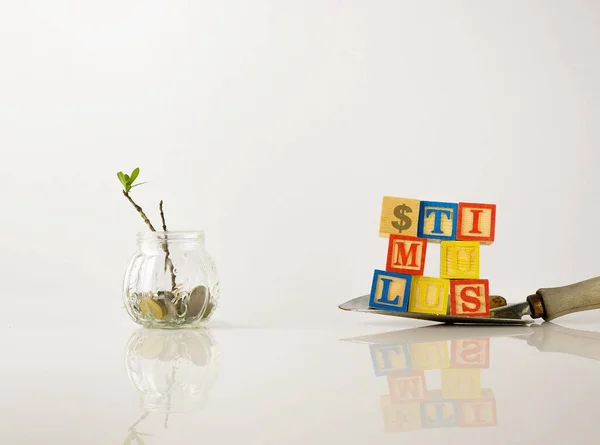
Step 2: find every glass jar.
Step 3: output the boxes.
[123,231,219,329]
[125,328,219,413]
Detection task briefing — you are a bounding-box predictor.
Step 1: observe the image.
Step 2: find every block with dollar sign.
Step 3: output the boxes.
[386,234,428,276]
[379,196,421,238]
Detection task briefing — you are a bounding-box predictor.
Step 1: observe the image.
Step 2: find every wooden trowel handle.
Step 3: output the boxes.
[527,276,600,321]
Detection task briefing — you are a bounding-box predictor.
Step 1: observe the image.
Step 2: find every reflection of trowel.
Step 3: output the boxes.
[339,275,600,325]
[342,323,600,362]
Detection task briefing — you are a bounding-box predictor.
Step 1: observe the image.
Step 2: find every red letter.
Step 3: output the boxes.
[394,241,419,267]
[460,286,482,313]
[469,209,484,234]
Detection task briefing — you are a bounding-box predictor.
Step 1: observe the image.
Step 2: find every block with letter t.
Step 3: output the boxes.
[386,234,428,276]
[417,200,458,241]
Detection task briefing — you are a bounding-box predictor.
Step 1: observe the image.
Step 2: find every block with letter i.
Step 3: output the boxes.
[457,203,496,244]
[458,389,497,427]
[440,241,480,279]
[450,279,490,317]
[369,270,412,312]
[386,234,427,276]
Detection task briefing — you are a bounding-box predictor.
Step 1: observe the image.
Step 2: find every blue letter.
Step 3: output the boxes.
[426,208,451,234]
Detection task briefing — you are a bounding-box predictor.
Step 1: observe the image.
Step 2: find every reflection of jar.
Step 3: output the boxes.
[123,231,219,329]
[125,328,219,413]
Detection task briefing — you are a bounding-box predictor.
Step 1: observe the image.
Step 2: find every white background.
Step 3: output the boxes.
[1,1,599,328]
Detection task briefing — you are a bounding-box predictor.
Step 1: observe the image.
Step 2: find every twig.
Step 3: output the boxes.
[160,200,177,291]
[122,190,176,291]
[123,191,156,231]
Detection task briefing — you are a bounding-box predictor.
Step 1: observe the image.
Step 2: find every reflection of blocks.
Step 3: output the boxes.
[386,235,428,276]
[440,241,480,279]
[451,338,490,369]
[441,369,481,400]
[369,270,412,312]
[459,389,497,427]
[408,276,450,315]
[421,391,459,428]
[417,201,458,241]
[457,203,496,244]
[450,279,490,317]
[388,372,427,403]
[379,196,421,238]
[409,341,450,370]
[380,395,422,432]
[370,343,411,376]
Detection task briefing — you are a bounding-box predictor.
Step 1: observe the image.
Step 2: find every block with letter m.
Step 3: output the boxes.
[386,234,428,276]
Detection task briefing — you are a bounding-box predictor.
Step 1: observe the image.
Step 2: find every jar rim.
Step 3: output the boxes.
[137,230,205,241]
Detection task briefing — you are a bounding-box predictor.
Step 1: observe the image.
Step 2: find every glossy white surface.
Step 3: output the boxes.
[4,312,600,444]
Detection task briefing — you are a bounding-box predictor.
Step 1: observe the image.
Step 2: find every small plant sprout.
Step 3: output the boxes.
[117,167,177,291]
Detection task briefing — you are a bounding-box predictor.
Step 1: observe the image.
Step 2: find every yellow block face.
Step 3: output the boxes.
[409,341,450,370]
[441,369,482,399]
[408,276,450,315]
[440,241,480,279]
[379,196,421,238]
[380,396,422,432]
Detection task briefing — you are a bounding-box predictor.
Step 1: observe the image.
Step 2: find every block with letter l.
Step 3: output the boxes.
[369,269,412,312]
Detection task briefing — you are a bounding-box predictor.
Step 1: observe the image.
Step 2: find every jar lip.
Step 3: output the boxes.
[137,230,205,241]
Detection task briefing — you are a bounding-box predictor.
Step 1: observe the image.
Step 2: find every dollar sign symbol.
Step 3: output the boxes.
[392,204,412,233]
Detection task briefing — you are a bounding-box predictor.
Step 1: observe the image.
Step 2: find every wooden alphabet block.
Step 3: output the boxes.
[370,343,411,376]
[388,372,427,403]
[417,201,458,241]
[441,369,481,400]
[379,196,421,238]
[457,203,496,244]
[450,338,490,369]
[408,341,450,370]
[369,270,412,312]
[440,241,480,279]
[408,276,450,315]
[386,234,428,276]
[449,279,490,317]
[380,396,422,432]
[458,389,497,427]
[421,391,459,428]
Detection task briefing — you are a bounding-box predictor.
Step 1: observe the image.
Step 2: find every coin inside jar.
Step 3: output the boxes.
[187,286,208,318]
[139,298,167,320]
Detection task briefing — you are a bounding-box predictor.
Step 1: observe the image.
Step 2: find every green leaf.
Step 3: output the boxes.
[130,181,148,189]
[124,173,131,183]
[117,172,128,188]
[130,167,140,184]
